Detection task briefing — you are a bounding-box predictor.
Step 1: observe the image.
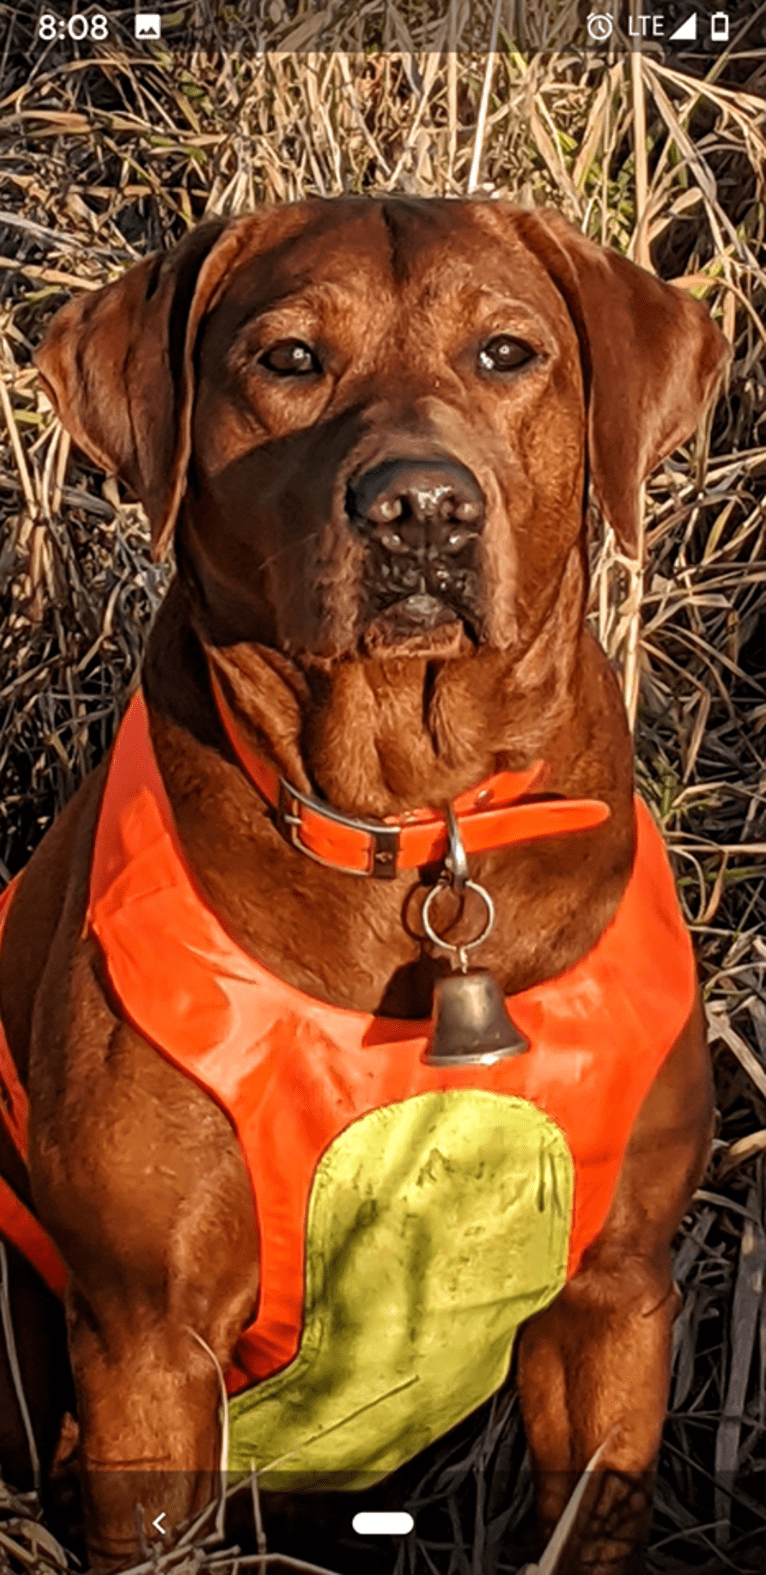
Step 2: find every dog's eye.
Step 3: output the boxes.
[478,336,535,374]
[259,341,320,377]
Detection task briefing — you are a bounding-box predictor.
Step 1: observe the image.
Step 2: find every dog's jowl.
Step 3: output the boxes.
[0,199,728,1572]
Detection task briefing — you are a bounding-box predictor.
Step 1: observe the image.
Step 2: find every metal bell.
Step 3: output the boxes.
[420,799,529,1067]
[424,967,529,1066]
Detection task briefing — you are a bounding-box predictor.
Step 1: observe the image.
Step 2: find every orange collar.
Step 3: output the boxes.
[208,667,610,879]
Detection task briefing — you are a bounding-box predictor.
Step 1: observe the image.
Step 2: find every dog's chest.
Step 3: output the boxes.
[60,687,697,1485]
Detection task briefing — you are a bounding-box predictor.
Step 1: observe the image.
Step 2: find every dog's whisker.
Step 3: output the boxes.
[252,529,320,578]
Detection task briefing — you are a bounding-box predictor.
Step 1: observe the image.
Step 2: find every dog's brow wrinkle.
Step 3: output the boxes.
[380,202,411,288]
[416,277,532,317]
[235,281,376,334]
[475,285,533,309]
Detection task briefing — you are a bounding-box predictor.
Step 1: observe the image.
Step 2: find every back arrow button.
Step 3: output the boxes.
[152,1514,167,1536]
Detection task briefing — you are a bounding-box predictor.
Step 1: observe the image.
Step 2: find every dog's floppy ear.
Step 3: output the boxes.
[35,219,251,560]
[515,208,730,554]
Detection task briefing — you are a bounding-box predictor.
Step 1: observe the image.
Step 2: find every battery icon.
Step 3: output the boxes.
[710,12,729,40]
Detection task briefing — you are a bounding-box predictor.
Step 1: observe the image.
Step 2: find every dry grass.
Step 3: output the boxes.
[1,2,765,1571]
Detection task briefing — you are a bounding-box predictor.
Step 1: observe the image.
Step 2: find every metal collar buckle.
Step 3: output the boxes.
[275,780,401,879]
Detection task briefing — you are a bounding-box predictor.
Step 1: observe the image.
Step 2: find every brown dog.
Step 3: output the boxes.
[0,198,727,1573]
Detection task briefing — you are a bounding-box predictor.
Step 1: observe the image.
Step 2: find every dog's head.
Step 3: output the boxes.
[36,198,728,664]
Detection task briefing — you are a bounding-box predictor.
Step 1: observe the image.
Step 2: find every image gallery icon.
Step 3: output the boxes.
[135,12,161,37]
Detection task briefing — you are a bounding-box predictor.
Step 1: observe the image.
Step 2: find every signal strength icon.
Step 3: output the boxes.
[668,12,697,39]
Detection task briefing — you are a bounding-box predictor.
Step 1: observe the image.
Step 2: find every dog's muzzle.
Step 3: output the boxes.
[347,458,485,638]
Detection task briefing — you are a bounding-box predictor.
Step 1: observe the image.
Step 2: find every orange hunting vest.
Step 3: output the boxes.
[0,689,696,1487]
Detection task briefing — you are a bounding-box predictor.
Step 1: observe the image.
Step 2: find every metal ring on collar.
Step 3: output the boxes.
[444,801,469,890]
[421,878,496,956]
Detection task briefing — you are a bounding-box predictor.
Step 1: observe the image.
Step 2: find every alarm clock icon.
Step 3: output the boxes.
[587,12,614,40]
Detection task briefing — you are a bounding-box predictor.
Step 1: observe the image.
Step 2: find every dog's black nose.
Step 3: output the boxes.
[348,459,485,554]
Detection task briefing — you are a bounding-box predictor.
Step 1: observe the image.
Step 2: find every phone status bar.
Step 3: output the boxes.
[32,1,760,56]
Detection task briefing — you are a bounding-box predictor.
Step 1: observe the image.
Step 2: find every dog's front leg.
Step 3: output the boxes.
[517,1252,678,1573]
[67,1296,231,1568]
[31,995,259,1570]
[516,1001,714,1575]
